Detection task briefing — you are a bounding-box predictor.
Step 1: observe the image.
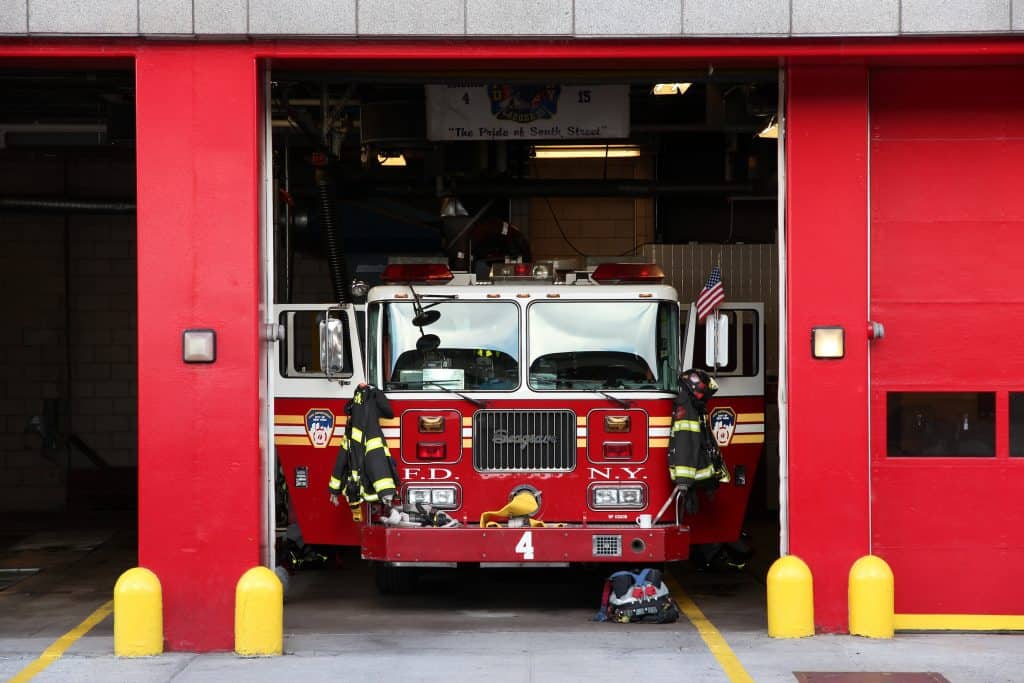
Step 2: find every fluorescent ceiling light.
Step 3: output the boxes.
[758,120,779,139]
[652,83,692,96]
[534,145,641,159]
[377,153,407,167]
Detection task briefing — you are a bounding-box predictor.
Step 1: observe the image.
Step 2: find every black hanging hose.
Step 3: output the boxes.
[317,169,351,304]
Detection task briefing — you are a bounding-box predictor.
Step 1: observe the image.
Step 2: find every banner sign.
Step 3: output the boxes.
[425,84,630,141]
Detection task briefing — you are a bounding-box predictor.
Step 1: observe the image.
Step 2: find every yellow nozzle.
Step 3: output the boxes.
[480,491,539,527]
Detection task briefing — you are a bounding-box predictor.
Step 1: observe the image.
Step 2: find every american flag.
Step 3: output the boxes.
[696,266,725,323]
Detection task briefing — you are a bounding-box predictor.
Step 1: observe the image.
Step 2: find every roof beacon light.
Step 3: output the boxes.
[381,263,454,284]
[591,263,665,284]
[489,261,555,282]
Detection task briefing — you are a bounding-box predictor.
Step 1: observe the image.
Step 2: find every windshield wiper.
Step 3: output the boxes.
[598,391,633,409]
[386,379,488,408]
[427,382,488,408]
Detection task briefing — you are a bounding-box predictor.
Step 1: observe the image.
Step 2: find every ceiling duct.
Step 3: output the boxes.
[360,100,427,146]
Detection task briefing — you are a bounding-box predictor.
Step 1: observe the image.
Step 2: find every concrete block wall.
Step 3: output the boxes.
[0,212,68,511]
[0,157,137,512]
[527,157,654,262]
[2,0,1022,37]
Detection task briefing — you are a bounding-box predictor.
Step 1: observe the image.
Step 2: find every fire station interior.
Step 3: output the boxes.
[0,67,138,603]
[0,64,781,622]
[269,68,782,608]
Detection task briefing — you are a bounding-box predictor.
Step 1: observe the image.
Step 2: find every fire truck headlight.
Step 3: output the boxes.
[431,488,456,507]
[408,488,432,505]
[591,485,646,510]
[405,485,459,510]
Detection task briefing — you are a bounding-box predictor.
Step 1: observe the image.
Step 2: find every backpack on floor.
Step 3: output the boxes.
[594,568,680,624]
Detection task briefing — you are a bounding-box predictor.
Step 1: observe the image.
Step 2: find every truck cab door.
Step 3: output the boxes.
[679,302,766,544]
[272,303,365,547]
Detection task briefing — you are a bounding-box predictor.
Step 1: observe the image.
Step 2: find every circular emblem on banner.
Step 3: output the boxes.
[709,407,737,447]
[305,408,335,449]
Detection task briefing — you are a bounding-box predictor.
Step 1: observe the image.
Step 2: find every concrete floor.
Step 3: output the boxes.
[1,517,1022,683]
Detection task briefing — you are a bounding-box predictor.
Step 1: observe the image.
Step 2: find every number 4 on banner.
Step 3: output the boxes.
[515,531,534,560]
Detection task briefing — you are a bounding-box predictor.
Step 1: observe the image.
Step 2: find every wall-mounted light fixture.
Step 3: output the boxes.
[183,329,216,363]
[811,326,844,359]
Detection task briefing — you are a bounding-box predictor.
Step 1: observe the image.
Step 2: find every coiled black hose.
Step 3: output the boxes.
[317,173,350,304]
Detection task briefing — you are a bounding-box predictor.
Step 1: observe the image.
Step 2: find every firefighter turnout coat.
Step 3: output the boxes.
[668,384,730,489]
[328,385,400,505]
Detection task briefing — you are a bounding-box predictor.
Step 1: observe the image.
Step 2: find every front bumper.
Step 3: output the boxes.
[361,523,691,564]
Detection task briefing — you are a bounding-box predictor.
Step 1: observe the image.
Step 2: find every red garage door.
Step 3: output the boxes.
[870,67,1024,618]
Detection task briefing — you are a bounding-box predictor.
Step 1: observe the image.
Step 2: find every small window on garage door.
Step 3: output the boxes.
[1009,393,1024,457]
[886,392,995,457]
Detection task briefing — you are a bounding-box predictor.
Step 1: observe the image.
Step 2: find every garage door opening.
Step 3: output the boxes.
[264,67,781,604]
[0,67,137,597]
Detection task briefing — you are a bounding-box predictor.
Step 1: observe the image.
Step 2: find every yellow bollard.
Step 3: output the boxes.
[767,555,814,638]
[849,555,894,638]
[114,567,163,656]
[234,566,283,656]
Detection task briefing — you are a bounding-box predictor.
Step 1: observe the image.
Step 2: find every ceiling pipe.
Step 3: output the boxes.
[0,197,135,214]
[331,180,754,198]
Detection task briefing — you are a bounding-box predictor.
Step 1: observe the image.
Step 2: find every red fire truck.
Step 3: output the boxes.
[274,261,764,587]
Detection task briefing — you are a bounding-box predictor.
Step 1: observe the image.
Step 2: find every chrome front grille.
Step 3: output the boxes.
[473,409,576,472]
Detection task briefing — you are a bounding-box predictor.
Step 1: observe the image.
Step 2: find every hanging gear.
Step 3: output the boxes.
[328,384,401,518]
[594,568,680,624]
[668,369,730,495]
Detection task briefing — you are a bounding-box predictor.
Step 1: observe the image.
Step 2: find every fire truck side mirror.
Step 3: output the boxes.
[705,312,730,369]
[319,317,346,377]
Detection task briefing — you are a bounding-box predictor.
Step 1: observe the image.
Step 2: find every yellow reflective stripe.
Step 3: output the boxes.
[672,420,700,433]
[731,434,765,444]
[372,477,396,492]
[649,416,672,426]
[350,426,364,443]
[379,417,400,427]
[365,436,385,451]
[736,413,764,424]
[672,465,697,478]
[693,466,715,481]
[274,436,309,446]
[274,414,304,425]
[329,476,342,489]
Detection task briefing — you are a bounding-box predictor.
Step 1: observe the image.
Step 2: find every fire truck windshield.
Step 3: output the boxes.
[527,300,678,391]
[375,301,520,391]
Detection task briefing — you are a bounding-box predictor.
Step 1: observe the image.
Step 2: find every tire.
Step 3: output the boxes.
[374,563,417,595]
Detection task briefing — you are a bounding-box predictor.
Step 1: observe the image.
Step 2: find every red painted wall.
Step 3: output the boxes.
[786,65,870,632]
[135,45,261,651]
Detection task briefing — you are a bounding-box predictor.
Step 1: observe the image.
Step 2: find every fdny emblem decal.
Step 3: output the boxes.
[305,408,335,449]
[488,85,561,123]
[709,408,737,447]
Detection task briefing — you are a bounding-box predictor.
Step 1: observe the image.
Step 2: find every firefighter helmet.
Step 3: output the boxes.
[680,369,718,401]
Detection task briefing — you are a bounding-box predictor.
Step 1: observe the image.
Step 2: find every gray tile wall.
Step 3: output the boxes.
[0,0,1022,37]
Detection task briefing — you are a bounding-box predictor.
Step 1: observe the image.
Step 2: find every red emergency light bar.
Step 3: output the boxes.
[591,263,665,284]
[381,263,454,284]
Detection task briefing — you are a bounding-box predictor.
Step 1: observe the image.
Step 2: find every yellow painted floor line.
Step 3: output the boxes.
[6,600,113,683]
[668,576,755,683]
